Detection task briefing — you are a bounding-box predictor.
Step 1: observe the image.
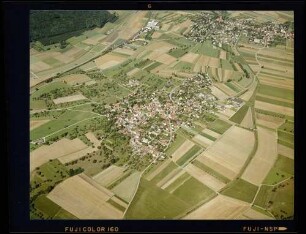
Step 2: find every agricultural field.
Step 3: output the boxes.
[30,10,294,220]
[241,127,278,186]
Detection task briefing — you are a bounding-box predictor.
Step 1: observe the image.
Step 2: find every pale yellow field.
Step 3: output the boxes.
[196,126,255,180]
[192,134,213,148]
[249,64,260,73]
[208,57,220,68]
[201,128,221,139]
[155,53,177,65]
[53,53,75,64]
[240,107,254,129]
[184,164,226,191]
[171,140,195,162]
[113,47,135,56]
[218,108,236,119]
[30,48,39,55]
[118,11,147,40]
[30,138,88,172]
[47,174,123,219]
[151,64,168,74]
[210,85,229,101]
[85,132,101,147]
[196,156,237,180]
[171,19,192,33]
[146,159,172,181]
[31,61,52,73]
[256,113,285,126]
[30,119,50,130]
[219,50,227,60]
[62,47,84,57]
[180,52,199,63]
[233,63,243,72]
[127,68,140,77]
[85,80,97,86]
[258,76,294,90]
[82,34,107,45]
[95,53,126,69]
[93,165,126,187]
[242,208,273,220]
[256,93,293,104]
[261,67,293,79]
[183,195,250,219]
[60,74,91,85]
[58,147,96,164]
[258,48,293,61]
[53,94,87,104]
[161,23,171,31]
[147,41,176,53]
[278,144,294,159]
[193,55,206,73]
[222,69,235,82]
[152,31,162,39]
[255,100,294,116]
[240,81,258,101]
[241,127,278,185]
[214,83,236,96]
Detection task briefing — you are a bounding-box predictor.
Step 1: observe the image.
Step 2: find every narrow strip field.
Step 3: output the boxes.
[241,127,278,186]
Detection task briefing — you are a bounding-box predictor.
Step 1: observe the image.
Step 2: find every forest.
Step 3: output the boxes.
[30,10,117,45]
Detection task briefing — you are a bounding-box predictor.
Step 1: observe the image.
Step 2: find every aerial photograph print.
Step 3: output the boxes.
[29,10,294,220]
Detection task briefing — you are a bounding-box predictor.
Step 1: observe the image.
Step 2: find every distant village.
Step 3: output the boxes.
[186,12,294,47]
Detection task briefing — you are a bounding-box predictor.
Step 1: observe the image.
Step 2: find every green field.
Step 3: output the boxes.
[164,172,191,193]
[165,134,186,156]
[254,179,294,219]
[112,172,141,202]
[30,100,47,110]
[278,121,294,133]
[174,61,193,72]
[135,59,153,69]
[125,178,190,219]
[192,160,230,184]
[43,57,62,66]
[53,208,78,219]
[207,119,232,134]
[263,154,294,185]
[176,145,202,166]
[31,82,70,100]
[256,95,294,108]
[225,82,241,93]
[30,160,70,219]
[34,195,61,217]
[278,130,294,145]
[221,178,258,203]
[257,56,293,67]
[168,48,187,58]
[191,41,220,58]
[251,206,274,218]
[199,131,216,141]
[107,199,126,212]
[257,84,294,101]
[221,59,234,70]
[30,110,98,141]
[278,139,294,149]
[229,104,249,124]
[150,162,178,185]
[172,177,216,206]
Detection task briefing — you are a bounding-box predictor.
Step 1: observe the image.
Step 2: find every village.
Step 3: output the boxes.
[186,12,294,47]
